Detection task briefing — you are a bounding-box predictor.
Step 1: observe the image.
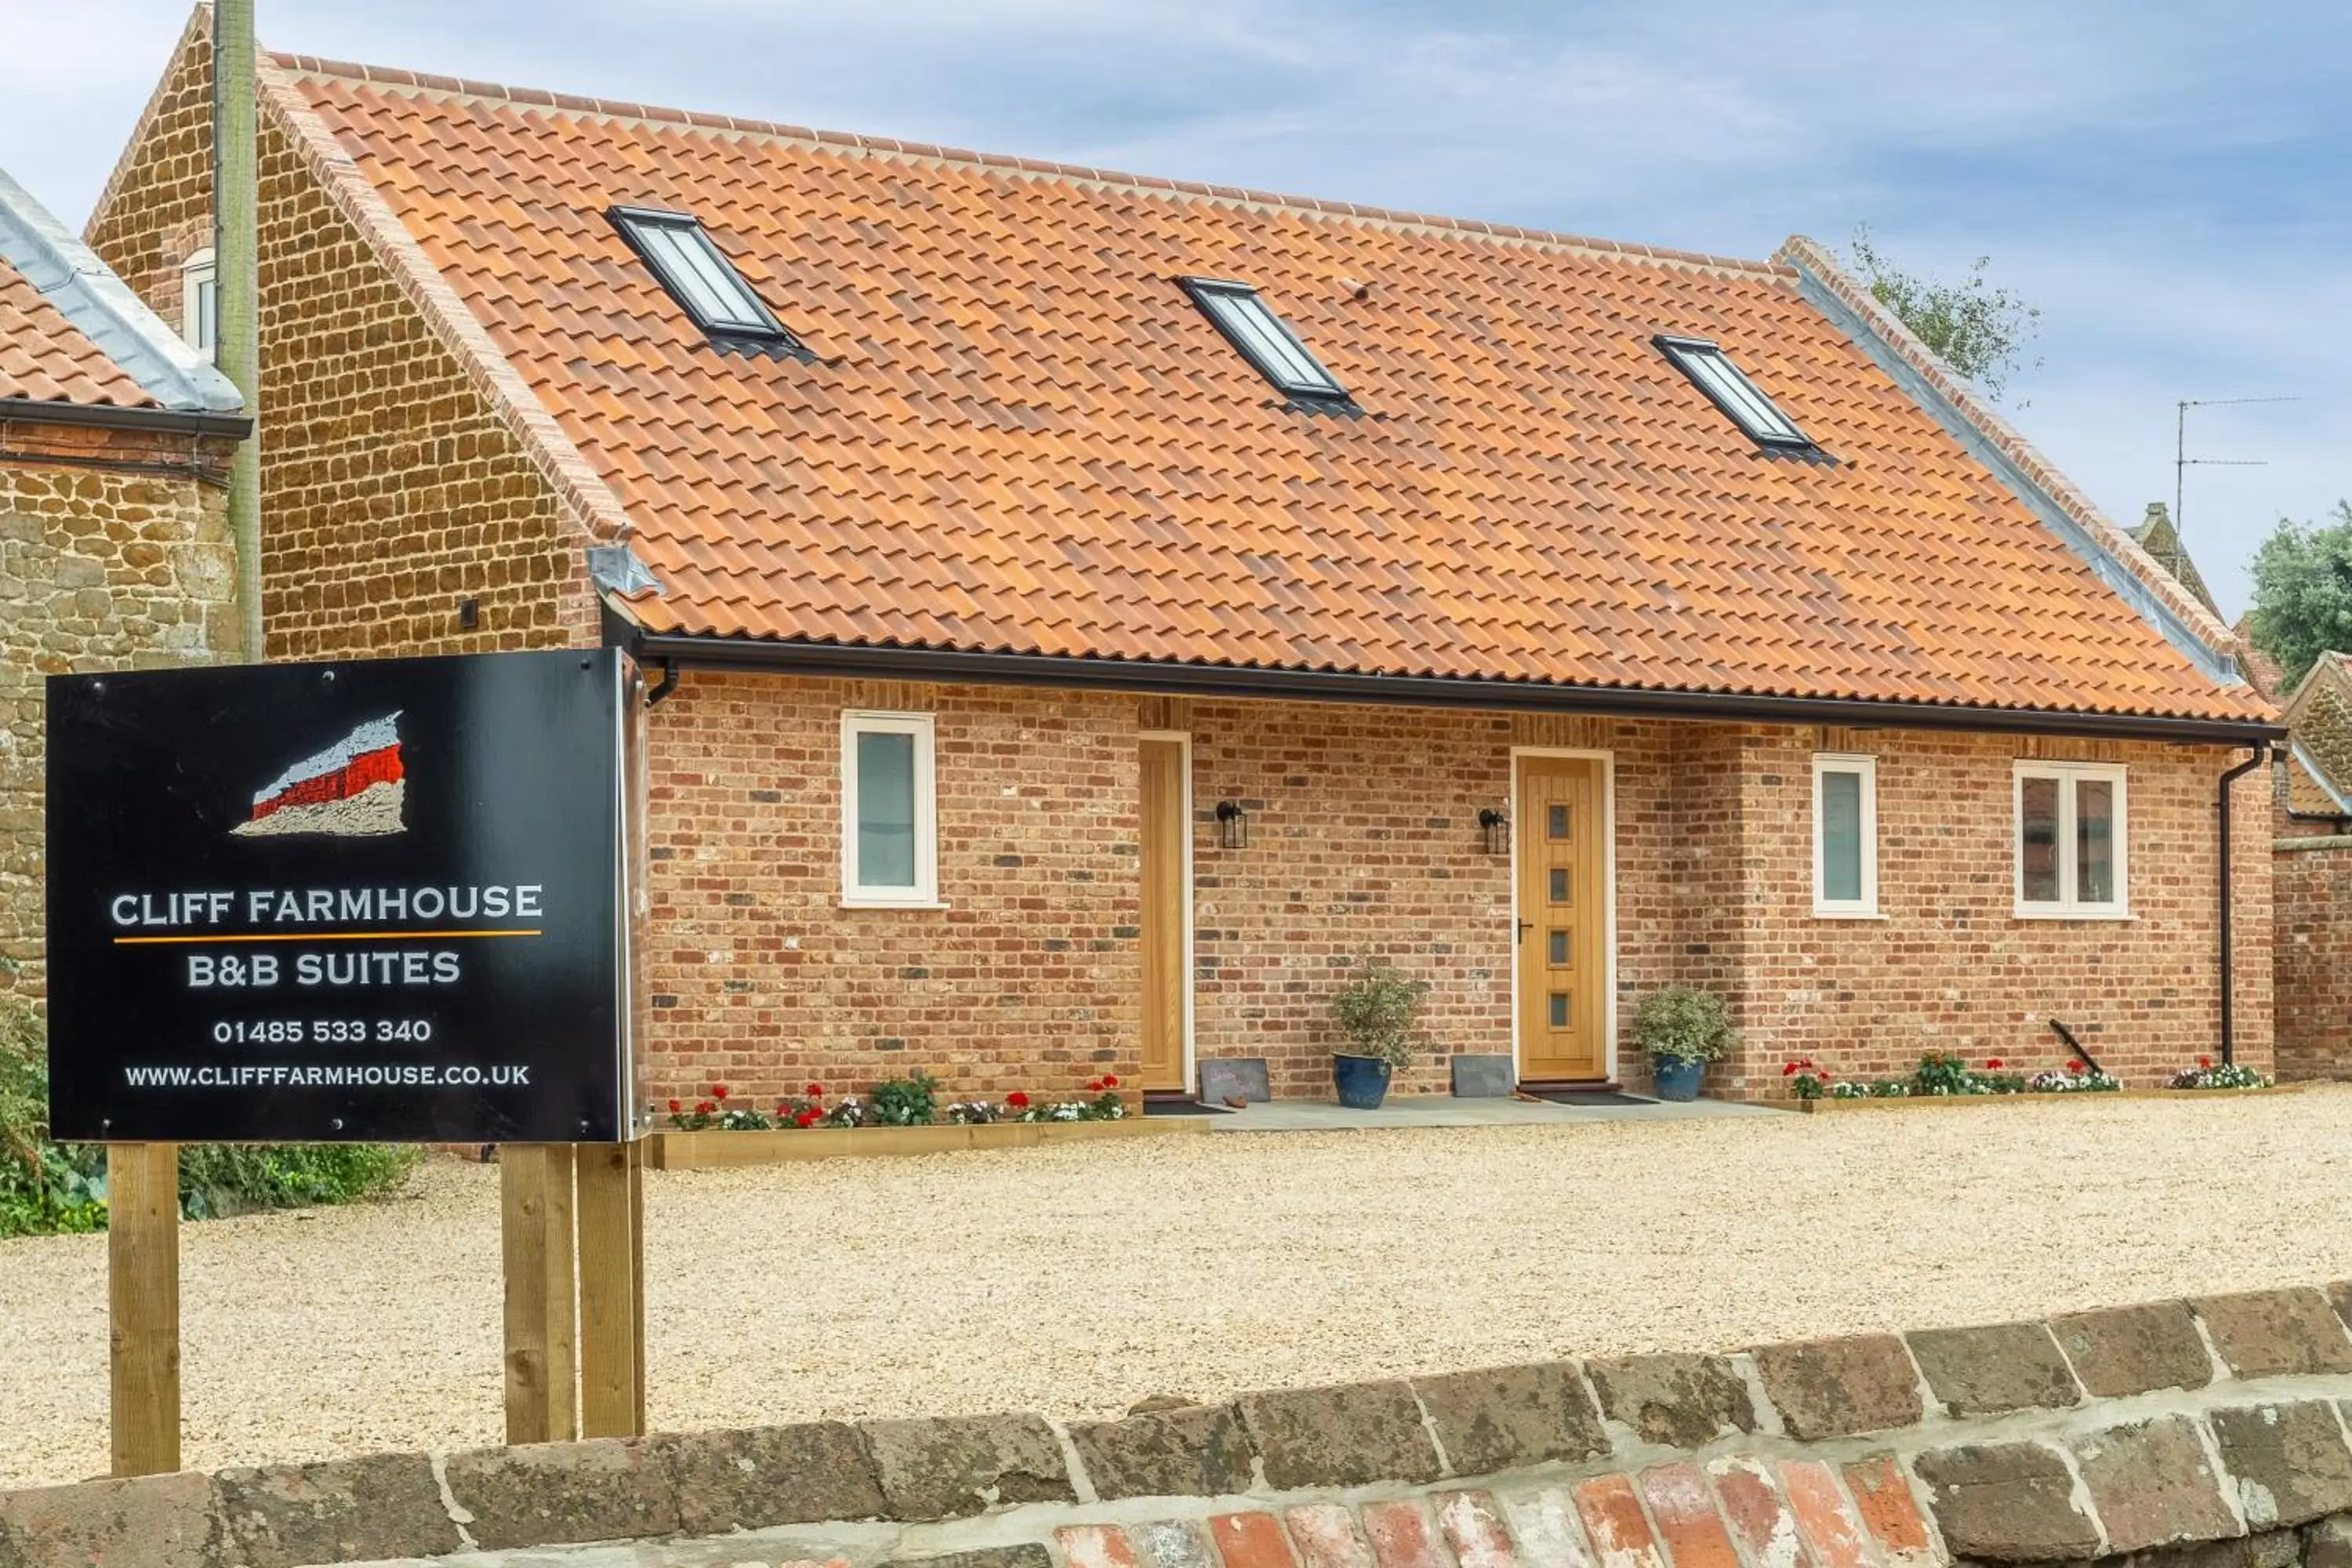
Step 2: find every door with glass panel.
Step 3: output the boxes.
[1515,756,1608,1083]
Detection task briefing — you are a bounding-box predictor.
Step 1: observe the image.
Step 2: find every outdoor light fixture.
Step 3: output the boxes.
[1478,807,1510,855]
[1215,800,1249,850]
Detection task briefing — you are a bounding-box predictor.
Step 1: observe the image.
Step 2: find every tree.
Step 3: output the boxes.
[1846,223,2043,403]
[2247,503,2352,691]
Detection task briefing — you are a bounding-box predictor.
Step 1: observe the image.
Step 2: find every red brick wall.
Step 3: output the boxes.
[637,681,2269,1105]
[2274,837,2352,1081]
[642,672,1141,1108]
[1714,727,2271,1096]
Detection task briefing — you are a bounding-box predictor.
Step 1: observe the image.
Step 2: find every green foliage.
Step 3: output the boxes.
[1911,1050,1976,1096]
[2,994,412,1236]
[867,1070,942,1127]
[1846,224,2042,402]
[1330,956,1428,1069]
[177,1144,416,1219]
[1632,985,1732,1065]
[2246,503,2352,691]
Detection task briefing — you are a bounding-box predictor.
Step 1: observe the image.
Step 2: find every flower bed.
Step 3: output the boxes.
[644,1072,1203,1167]
[1782,1051,2288,1112]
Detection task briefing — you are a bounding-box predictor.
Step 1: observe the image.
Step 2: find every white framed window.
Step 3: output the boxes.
[180,248,218,361]
[840,711,938,906]
[1812,753,1878,917]
[2013,761,2129,919]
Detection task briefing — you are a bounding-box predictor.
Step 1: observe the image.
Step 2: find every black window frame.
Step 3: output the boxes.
[1653,334,1814,452]
[608,205,807,358]
[1178,276,1350,404]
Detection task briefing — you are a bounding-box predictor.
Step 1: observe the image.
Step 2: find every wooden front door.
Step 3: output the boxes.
[1139,737,1189,1094]
[1515,756,1609,1083]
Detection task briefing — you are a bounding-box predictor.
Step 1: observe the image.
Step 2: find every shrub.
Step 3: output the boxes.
[1632,985,1732,1065]
[2,995,412,1234]
[869,1070,942,1127]
[1330,957,1428,1069]
[2171,1057,2270,1091]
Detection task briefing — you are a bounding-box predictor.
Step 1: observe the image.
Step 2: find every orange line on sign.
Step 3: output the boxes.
[111,929,543,946]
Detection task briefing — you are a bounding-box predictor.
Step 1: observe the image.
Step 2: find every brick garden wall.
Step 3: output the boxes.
[2274,837,2352,1082]
[0,430,239,998]
[83,22,597,662]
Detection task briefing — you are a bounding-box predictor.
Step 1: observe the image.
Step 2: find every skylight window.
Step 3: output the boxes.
[1654,335,1813,451]
[608,205,804,356]
[1178,277,1348,402]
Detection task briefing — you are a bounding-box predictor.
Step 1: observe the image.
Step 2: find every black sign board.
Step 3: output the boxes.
[45,649,640,1144]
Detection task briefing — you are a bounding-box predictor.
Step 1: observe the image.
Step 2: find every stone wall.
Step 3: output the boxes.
[0,431,239,999]
[84,21,600,662]
[16,1283,2352,1568]
[2274,837,2352,1081]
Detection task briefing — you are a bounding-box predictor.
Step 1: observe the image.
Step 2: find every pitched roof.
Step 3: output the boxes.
[0,164,241,415]
[2282,652,2352,813]
[261,56,2268,727]
[2128,503,2220,617]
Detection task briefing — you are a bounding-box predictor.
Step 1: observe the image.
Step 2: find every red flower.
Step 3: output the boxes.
[806,1083,824,1098]
[2067,1060,2086,1075]
[668,1098,682,1113]
[796,1108,820,1127]
[696,1100,716,1116]
[1007,1091,1031,1109]
[711,1083,730,1101]
[1985,1058,2005,1070]
[2198,1055,2214,1069]
[1086,1078,1105,1092]
[1103,1074,1120,1088]
[1784,1062,1800,1076]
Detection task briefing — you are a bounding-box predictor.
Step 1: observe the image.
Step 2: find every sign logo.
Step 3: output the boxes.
[233,713,406,838]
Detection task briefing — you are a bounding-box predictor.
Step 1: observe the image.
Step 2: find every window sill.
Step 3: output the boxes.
[2011,907,2134,922]
[1812,908,1887,920]
[838,897,952,912]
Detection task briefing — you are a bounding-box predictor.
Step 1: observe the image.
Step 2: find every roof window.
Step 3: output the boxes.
[1654,335,1812,451]
[1178,277,1348,402]
[608,205,804,357]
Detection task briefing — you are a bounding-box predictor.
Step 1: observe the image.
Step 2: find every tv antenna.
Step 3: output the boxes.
[2176,395,2298,539]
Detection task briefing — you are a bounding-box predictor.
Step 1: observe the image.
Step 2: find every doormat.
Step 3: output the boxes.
[1142,1099,1234,1116]
[1522,1089,1656,1107]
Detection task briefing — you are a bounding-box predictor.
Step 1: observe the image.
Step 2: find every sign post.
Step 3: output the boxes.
[47,648,645,1469]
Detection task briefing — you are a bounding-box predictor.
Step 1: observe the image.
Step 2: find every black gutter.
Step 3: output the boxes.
[2216,742,2270,1066]
[0,396,252,440]
[619,627,2286,747]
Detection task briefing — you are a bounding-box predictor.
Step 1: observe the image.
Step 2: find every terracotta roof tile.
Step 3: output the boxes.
[0,254,158,408]
[275,62,2266,724]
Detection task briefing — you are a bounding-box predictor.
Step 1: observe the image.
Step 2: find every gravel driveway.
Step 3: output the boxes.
[7,1089,2352,1489]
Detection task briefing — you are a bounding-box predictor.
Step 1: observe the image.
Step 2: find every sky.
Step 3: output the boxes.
[5,1,2346,622]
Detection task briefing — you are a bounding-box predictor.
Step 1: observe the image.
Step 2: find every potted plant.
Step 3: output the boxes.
[1330,956,1426,1109]
[1632,985,1732,1102]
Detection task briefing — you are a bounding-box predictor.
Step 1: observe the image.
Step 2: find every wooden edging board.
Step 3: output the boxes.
[1789,1083,2314,1114]
[648,1116,1208,1170]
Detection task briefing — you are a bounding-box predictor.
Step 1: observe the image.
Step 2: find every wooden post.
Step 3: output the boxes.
[499,1144,578,1444]
[107,1142,180,1477]
[574,1139,645,1438]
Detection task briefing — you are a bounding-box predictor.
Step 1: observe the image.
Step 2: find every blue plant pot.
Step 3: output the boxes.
[1332,1053,1393,1109]
[1653,1055,1705,1102]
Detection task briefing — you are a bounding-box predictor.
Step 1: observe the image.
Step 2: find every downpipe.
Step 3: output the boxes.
[2216,743,2270,1065]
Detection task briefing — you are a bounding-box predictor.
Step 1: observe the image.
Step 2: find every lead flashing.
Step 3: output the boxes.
[0,164,244,416]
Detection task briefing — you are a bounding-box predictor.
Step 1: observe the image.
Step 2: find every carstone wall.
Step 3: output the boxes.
[0,425,239,999]
[15,1283,2352,1568]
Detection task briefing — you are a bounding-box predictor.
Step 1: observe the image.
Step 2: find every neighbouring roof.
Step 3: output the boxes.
[2127,503,2220,618]
[261,56,2269,727]
[0,164,241,415]
[2282,652,2352,815]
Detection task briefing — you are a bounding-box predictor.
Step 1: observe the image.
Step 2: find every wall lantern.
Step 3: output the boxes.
[1478,807,1510,855]
[1215,800,1249,850]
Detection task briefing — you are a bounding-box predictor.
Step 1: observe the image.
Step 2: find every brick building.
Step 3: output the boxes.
[81,13,2281,1102]
[0,160,246,1000]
